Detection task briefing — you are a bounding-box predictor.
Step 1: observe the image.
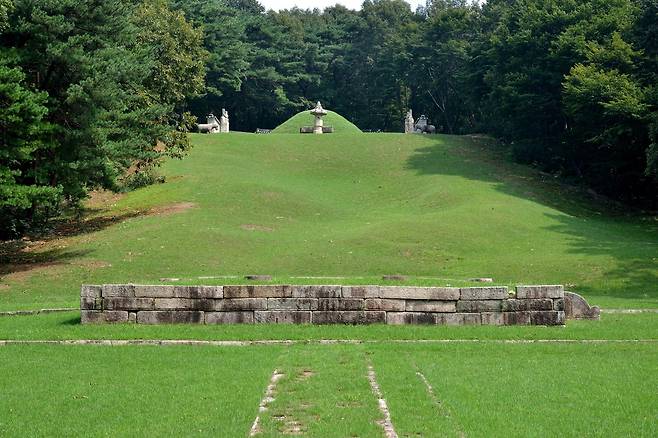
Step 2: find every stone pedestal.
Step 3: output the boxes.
[219,108,229,133]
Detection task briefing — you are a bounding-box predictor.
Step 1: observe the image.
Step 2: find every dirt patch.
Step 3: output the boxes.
[297,369,314,381]
[151,202,197,216]
[0,284,10,291]
[85,190,126,210]
[71,260,112,269]
[2,262,66,283]
[241,224,274,232]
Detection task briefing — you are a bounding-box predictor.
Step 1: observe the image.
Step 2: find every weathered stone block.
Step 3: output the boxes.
[136,311,204,324]
[501,299,553,312]
[312,311,385,324]
[81,310,128,324]
[553,298,565,311]
[317,298,364,311]
[503,311,531,325]
[152,298,198,310]
[515,285,564,299]
[437,313,481,325]
[224,285,292,299]
[206,311,254,324]
[564,292,600,320]
[364,298,405,311]
[456,300,502,313]
[81,285,101,298]
[174,285,223,299]
[102,284,135,297]
[480,312,505,325]
[530,311,565,325]
[341,286,379,298]
[405,300,456,313]
[128,312,136,323]
[104,297,155,311]
[460,287,508,300]
[213,298,267,311]
[386,312,437,325]
[267,298,318,311]
[379,287,459,300]
[134,285,174,298]
[291,285,342,298]
[80,296,102,310]
[254,311,311,324]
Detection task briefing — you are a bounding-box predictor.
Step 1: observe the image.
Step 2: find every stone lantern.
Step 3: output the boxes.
[310,101,328,134]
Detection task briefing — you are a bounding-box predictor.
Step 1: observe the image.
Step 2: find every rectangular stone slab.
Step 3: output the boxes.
[80,285,101,298]
[102,284,136,297]
[133,285,175,298]
[405,300,456,313]
[341,286,379,298]
[515,285,564,299]
[364,298,405,311]
[213,298,267,311]
[104,297,155,311]
[460,287,508,300]
[456,300,503,313]
[502,298,553,312]
[223,285,292,299]
[312,311,385,324]
[317,298,365,311]
[267,298,318,311]
[254,311,311,324]
[379,287,459,300]
[530,311,565,325]
[174,286,223,299]
[136,311,204,324]
[205,311,254,324]
[291,285,342,298]
[81,310,128,324]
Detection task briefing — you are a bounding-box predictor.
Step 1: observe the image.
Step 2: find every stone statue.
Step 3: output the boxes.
[220,108,229,133]
[414,115,436,134]
[404,110,414,134]
[197,114,220,133]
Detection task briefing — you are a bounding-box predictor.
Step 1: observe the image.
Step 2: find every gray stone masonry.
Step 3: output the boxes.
[79,284,584,325]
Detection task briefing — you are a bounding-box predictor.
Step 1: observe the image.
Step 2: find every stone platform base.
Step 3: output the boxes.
[80,284,572,325]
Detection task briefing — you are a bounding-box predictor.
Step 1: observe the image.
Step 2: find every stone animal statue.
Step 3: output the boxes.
[414,115,436,134]
[197,114,220,133]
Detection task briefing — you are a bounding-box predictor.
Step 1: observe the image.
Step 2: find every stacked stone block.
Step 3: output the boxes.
[81,284,566,325]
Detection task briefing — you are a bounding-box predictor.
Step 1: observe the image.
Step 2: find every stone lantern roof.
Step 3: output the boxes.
[310,101,327,116]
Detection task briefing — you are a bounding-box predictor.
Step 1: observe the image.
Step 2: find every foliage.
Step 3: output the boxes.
[0,0,205,238]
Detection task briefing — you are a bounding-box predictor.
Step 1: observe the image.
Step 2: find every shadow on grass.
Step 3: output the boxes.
[60,316,81,326]
[406,135,658,302]
[0,209,145,277]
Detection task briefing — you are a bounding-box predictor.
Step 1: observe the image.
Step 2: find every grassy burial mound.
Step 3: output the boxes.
[272,109,362,134]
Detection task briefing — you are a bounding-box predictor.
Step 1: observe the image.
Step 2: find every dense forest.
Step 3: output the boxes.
[1,0,657,238]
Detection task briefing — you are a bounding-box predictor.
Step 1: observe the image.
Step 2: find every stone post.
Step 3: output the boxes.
[404,110,414,134]
[220,108,229,133]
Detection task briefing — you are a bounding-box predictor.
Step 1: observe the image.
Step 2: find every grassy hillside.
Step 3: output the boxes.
[272,110,362,134]
[1,132,657,310]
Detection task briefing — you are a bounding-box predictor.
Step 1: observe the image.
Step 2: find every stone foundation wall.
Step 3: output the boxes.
[81,284,566,325]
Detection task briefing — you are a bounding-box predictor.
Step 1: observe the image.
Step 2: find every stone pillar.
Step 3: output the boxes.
[220,108,229,133]
[404,110,414,134]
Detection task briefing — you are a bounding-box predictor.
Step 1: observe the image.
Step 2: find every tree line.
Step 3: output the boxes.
[1,0,656,238]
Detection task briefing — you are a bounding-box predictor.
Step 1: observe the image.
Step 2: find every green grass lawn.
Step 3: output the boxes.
[1,130,657,436]
[1,132,656,310]
[1,342,656,437]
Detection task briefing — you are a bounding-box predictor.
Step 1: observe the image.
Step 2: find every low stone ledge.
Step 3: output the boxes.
[380,287,459,300]
[80,284,571,325]
[460,287,508,300]
[516,285,564,299]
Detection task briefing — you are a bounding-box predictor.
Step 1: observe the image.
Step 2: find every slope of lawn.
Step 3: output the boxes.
[1,132,657,310]
[272,109,362,134]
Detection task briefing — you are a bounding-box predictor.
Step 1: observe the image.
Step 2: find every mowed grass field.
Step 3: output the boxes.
[1,130,657,436]
[0,342,656,436]
[1,132,656,310]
